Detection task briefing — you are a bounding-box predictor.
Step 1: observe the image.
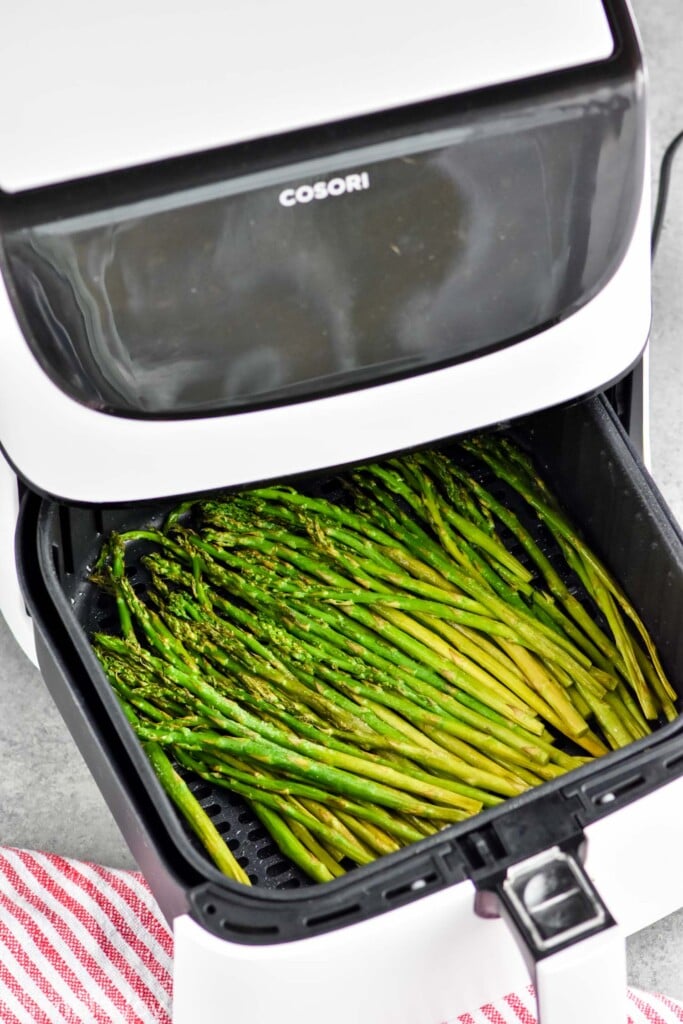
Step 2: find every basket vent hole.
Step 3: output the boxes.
[204,903,216,916]
[306,903,360,929]
[203,803,222,818]
[592,774,645,806]
[665,752,683,773]
[227,839,240,852]
[191,784,212,801]
[238,810,253,824]
[248,827,267,842]
[265,861,290,878]
[277,879,302,890]
[237,856,250,868]
[216,821,232,835]
[256,844,278,861]
[384,872,438,903]
[219,918,279,937]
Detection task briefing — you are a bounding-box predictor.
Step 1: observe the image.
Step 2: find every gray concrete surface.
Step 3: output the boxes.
[642,0,683,531]
[625,0,683,998]
[0,611,135,868]
[0,0,681,1006]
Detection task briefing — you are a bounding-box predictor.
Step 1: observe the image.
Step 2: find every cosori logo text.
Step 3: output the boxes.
[279,171,370,207]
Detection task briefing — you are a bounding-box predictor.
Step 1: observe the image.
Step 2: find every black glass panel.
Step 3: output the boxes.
[3,68,643,417]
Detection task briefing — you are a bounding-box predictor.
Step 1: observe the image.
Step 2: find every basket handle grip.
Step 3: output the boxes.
[478,845,626,1024]
[534,923,626,1024]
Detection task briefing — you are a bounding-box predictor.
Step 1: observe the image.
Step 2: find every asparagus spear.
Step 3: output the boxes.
[88,433,674,887]
[143,738,250,885]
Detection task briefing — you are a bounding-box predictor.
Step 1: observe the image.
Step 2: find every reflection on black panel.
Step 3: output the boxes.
[4,80,642,416]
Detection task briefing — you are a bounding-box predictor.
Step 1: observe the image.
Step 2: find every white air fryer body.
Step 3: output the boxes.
[0,0,614,193]
[172,775,683,1024]
[0,0,645,503]
[0,3,670,1024]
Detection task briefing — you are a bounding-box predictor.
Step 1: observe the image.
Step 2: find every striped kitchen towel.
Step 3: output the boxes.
[0,845,681,1024]
[454,986,683,1024]
[0,847,171,1023]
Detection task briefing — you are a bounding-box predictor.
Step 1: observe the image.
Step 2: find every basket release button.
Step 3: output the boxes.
[501,846,610,956]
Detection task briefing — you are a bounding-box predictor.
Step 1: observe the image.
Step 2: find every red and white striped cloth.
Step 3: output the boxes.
[0,847,171,1023]
[453,986,683,1024]
[0,846,681,1024]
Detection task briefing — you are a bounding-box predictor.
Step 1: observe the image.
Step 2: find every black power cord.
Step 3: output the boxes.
[651,128,683,258]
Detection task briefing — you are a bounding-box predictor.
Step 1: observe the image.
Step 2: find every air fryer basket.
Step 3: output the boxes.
[16,394,683,943]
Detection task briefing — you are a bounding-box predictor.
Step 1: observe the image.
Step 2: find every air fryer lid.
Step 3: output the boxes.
[0,0,613,193]
[1,7,643,420]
